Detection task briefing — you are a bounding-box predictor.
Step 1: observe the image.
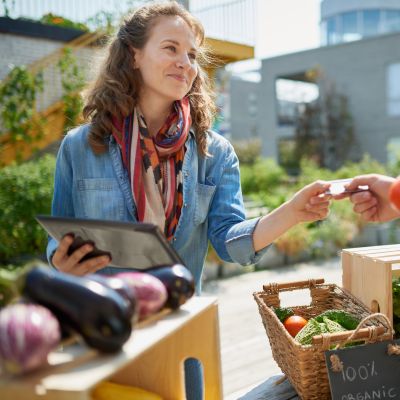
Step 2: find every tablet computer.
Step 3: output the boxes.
[36,215,184,270]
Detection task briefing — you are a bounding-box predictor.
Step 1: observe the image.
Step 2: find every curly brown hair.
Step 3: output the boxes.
[83,1,216,157]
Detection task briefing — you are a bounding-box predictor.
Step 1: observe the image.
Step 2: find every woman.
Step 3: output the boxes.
[47,2,331,397]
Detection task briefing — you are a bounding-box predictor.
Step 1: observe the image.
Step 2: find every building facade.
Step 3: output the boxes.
[258,31,400,164]
[226,75,259,141]
[321,0,400,45]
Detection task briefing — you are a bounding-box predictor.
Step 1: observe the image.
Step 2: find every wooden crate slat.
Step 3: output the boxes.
[343,244,400,253]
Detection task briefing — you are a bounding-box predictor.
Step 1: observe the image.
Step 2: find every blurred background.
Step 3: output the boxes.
[1,0,400,275]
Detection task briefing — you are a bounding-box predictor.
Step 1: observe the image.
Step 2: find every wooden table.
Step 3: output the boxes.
[0,296,222,400]
[238,375,299,400]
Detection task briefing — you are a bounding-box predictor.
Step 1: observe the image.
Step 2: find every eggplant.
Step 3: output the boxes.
[22,266,132,353]
[0,303,61,374]
[115,272,167,320]
[145,264,195,309]
[87,274,137,319]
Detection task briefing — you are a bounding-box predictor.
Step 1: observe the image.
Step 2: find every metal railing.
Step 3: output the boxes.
[1,0,255,45]
[191,0,255,45]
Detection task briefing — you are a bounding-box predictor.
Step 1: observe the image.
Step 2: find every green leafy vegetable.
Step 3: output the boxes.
[315,309,360,330]
[273,307,294,322]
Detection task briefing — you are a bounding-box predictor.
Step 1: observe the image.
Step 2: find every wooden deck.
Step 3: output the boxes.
[203,257,342,399]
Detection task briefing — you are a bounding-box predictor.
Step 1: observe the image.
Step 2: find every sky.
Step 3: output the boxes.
[225,0,321,75]
[256,0,321,59]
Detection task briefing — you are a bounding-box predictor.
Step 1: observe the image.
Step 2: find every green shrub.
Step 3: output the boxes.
[335,154,387,179]
[240,158,287,195]
[0,155,55,264]
[233,139,262,166]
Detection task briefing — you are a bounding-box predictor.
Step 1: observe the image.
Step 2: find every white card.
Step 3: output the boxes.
[326,178,369,195]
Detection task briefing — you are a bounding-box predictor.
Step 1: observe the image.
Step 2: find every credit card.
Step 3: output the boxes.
[326,178,369,195]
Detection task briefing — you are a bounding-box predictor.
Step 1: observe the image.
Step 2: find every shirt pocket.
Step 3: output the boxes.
[76,178,125,220]
[194,182,216,225]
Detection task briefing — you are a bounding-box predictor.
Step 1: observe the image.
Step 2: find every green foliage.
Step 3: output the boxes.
[275,224,311,258]
[336,154,388,178]
[0,155,55,264]
[309,217,357,258]
[296,158,334,189]
[233,139,262,165]
[0,66,45,160]
[240,158,287,195]
[294,80,355,170]
[392,277,400,336]
[40,13,89,31]
[278,139,299,173]
[58,48,86,130]
[86,11,116,34]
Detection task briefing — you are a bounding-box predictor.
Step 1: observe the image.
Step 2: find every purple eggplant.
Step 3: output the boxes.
[86,274,137,319]
[0,303,61,374]
[145,264,195,309]
[22,266,132,353]
[115,272,167,320]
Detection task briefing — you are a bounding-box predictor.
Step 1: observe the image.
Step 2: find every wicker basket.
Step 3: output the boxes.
[253,278,393,400]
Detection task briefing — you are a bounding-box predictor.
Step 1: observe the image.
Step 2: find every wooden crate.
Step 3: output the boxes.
[342,244,400,325]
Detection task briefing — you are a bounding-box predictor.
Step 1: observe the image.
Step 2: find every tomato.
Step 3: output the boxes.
[283,315,308,337]
[389,179,400,211]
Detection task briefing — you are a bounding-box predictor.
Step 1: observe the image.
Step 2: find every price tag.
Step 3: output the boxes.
[325,340,400,400]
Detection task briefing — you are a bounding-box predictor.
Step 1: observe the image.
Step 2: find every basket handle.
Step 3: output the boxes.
[263,278,325,292]
[312,326,388,345]
[312,313,393,346]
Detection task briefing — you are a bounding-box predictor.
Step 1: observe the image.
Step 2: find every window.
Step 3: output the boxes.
[384,10,400,33]
[320,20,328,46]
[341,11,361,42]
[275,79,319,126]
[362,9,380,37]
[387,63,400,116]
[327,17,338,45]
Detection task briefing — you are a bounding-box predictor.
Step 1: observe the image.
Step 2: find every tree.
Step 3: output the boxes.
[295,76,356,170]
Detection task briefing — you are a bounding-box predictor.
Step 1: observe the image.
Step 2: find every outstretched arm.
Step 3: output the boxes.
[253,181,331,252]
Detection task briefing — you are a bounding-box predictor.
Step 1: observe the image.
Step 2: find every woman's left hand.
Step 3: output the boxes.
[289,180,332,223]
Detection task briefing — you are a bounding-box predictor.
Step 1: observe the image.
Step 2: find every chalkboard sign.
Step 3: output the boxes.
[325,339,400,400]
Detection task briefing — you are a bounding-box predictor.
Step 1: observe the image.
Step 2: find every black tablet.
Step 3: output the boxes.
[36,215,184,270]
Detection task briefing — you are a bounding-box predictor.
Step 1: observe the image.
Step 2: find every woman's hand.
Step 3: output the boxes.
[52,235,111,276]
[288,180,332,224]
[252,180,331,252]
[344,174,400,223]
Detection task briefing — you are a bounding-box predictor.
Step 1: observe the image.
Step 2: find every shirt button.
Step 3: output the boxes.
[173,238,177,242]
[184,203,187,207]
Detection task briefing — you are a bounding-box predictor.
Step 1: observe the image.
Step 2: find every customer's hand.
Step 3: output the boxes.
[345,174,400,222]
[52,235,111,276]
[288,180,332,224]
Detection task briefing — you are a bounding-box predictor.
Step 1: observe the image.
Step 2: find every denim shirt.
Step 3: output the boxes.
[47,124,269,291]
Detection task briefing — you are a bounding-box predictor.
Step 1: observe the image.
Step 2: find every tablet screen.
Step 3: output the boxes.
[36,215,183,270]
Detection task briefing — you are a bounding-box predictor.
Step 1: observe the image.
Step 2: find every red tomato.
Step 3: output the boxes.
[389,179,400,211]
[283,315,308,337]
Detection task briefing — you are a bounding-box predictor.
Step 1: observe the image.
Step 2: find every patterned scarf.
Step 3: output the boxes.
[112,98,190,240]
